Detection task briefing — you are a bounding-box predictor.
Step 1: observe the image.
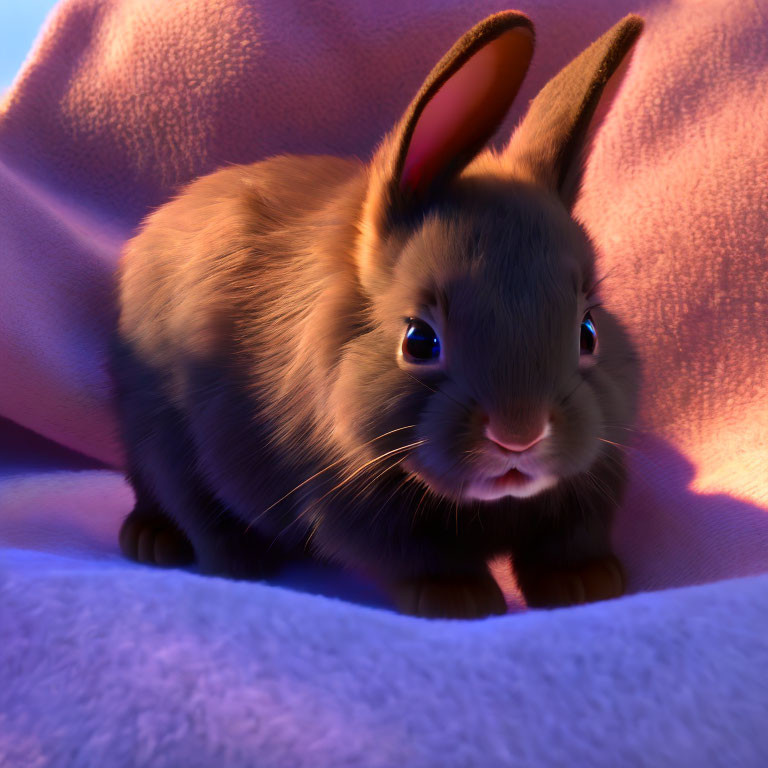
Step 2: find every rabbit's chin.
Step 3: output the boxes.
[463,470,559,501]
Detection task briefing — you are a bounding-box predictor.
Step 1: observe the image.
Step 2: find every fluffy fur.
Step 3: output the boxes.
[111,13,643,617]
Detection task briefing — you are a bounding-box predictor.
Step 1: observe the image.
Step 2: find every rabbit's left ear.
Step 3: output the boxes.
[505,15,643,209]
[394,12,534,205]
[358,12,534,292]
[371,11,535,219]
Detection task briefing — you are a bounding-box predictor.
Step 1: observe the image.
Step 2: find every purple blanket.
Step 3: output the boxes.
[1,0,767,764]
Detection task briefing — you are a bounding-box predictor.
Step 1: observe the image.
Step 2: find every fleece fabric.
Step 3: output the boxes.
[0,0,766,765]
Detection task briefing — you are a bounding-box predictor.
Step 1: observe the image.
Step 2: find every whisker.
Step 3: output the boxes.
[368,472,420,531]
[401,368,439,394]
[560,378,585,406]
[400,369,471,414]
[303,514,324,554]
[568,476,589,524]
[596,437,631,451]
[595,450,628,474]
[265,440,427,547]
[454,482,464,535]
[321,439,426,500]
[345,454,410,507]
[245,424,418,531]
[469,499,484,531]
[584,470,620,508]
[602,423,642,433]
[585,268,617,300]
[411,484,432,528]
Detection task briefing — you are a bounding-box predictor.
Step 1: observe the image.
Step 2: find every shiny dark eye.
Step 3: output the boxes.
[403,318,441,362]
[580,312,597,355]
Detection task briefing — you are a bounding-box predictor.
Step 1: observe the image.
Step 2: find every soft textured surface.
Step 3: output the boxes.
[1,0,767,765]
[3,547,768,768]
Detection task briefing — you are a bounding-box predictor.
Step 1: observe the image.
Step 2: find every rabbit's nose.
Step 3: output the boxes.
[484,421,551,453]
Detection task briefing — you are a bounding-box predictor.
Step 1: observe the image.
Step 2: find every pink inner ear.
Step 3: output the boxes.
[400,27,533,197]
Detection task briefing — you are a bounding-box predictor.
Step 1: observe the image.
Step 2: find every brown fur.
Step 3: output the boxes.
[111,12,643,617]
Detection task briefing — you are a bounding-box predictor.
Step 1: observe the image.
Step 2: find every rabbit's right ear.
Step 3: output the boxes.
[504,15,643,209]
[358,11,534,292]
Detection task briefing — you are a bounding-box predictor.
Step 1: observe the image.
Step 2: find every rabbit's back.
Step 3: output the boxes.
[116,154,365,374]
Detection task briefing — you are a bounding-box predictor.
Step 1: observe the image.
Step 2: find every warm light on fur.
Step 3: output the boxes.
[111,11,643,618]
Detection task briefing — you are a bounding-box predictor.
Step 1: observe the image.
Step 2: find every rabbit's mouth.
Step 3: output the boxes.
[492,467,530,487]
[464,466,558,501]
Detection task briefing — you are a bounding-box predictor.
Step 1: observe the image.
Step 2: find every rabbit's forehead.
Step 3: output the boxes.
[397,197,586,311]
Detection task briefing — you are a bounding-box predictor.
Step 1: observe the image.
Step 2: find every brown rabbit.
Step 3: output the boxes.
[111,11,643,618]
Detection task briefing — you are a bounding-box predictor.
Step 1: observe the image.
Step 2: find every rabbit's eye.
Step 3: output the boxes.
[580,312,597,355]
[403,318,441,362]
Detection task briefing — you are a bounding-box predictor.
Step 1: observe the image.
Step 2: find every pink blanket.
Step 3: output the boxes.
[1,0,767,763]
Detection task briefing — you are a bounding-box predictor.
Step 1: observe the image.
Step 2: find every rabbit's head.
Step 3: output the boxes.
[329,12,642,503]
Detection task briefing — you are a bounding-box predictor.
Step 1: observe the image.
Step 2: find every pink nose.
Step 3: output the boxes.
[484,422,550,453]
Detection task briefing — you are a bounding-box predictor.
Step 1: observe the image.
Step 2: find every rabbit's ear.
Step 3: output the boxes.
[505,15,643,209]
[375,12,534,215]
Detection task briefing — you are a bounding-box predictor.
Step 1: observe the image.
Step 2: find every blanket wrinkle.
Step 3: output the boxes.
[1,0,767,764]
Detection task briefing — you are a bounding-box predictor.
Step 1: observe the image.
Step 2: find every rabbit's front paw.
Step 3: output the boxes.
[518,554,626,608]
[119,508,194,567]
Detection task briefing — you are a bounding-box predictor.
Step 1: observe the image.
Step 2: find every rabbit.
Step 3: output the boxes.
[110,11,643,619]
